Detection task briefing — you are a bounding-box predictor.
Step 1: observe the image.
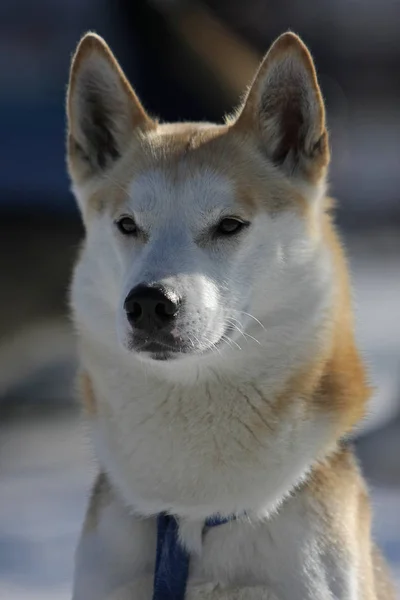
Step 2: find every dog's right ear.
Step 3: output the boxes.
[67,33,154,185]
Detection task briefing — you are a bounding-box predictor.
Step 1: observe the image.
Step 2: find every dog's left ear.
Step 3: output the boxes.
[234,32,329,182]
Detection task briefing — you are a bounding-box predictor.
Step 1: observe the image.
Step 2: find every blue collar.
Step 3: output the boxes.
[152,512,233,600]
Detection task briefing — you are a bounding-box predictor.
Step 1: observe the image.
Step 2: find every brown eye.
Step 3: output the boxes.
[216,218,248,236]
[116,216,138,236]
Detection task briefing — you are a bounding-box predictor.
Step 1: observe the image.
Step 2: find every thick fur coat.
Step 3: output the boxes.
[66,31,395,600]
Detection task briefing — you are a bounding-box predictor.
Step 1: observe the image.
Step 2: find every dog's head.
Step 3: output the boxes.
[67,33,331,367]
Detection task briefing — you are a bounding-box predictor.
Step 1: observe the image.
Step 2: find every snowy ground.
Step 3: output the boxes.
[0,413,92,600]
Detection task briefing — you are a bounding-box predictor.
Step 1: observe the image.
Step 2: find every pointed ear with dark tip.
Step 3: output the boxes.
[235,32,329,182]
[67,33,154,183]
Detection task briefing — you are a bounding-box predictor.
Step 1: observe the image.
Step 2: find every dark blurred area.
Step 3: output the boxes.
[2,0,400,221]
[0,1,399,598]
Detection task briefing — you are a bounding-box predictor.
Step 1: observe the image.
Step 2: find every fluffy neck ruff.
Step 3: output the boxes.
[86,319,369,522]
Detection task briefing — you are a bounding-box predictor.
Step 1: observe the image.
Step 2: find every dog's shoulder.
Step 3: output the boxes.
[305,445,396,600]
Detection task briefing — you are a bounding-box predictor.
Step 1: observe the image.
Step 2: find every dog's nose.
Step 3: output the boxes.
[124,284,181,331]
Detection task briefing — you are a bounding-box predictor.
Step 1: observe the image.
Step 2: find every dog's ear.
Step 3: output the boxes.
[67,33,154,183]
[234,32,329,183]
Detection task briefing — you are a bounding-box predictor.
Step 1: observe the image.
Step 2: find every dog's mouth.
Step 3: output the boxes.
[128,325,235,361]
[137,339,182,361]
[129,332,191,361]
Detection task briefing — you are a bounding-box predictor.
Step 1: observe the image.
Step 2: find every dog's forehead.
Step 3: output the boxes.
[127,166,236,218]
[102,123,304,221]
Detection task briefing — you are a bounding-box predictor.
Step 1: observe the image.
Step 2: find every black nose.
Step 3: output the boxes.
[124,284,181,331]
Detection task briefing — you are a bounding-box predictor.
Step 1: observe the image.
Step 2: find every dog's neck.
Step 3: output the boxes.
[81,315,360,522]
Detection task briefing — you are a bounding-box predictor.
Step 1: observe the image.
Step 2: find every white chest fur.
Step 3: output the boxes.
[84,344,333,521]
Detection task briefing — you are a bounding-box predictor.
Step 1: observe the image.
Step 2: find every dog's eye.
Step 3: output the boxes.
[216,218,248,236]
[116,216,138,236]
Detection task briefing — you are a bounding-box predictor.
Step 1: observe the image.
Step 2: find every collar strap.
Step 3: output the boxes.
[152,512,235,600]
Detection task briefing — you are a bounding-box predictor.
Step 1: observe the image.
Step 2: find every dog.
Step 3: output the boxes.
[66,31,395,600]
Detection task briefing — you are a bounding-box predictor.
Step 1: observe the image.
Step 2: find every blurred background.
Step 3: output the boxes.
[0,1,399,598]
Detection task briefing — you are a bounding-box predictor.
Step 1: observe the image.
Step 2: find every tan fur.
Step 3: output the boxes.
[272,207,371,432]
[79,370,97,416]
[309,449,395,599]
[83,472,111,532]
[74,123,311,222]
[240,217,370,458]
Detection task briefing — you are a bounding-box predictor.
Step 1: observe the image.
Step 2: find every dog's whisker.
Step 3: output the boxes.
[241,332,261,346]
[211,340,223,357]
[225,320,248,346]
[226,323,246,343]
[222,334,241,351]
[200,333,223,357]
[186,333,197,350]
[225,318,261,346]
[225,315,245,329]
[220,334,234,350]
[232,310,266,332]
